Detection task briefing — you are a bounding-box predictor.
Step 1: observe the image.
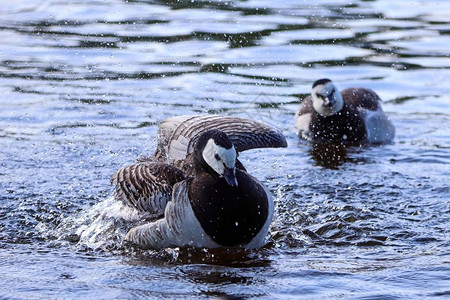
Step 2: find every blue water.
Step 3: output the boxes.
[1,0,449,299]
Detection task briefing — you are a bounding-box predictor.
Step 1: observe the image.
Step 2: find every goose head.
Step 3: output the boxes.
[194,129,238,187]
[311,78,344,116]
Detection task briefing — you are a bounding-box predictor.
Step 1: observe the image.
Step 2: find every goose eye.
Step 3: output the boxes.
[214,153,220,161]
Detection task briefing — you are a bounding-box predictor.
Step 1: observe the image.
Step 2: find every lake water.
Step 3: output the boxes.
[1,0,449,299]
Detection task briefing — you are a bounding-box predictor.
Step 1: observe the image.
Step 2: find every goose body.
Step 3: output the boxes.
[124,167,273,249]
[295,79,395,145]
[112,115,286,250]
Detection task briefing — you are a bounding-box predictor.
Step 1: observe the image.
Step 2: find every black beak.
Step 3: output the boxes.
[324,97,335,107]
[325,90,336,106]
[223,167,238,187]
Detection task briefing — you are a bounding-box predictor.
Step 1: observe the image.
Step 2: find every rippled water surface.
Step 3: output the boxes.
[1,0,450,299]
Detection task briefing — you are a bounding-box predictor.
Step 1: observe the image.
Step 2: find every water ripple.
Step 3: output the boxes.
[0,0,449,298]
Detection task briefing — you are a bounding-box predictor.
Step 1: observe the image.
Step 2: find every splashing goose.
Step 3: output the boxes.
[295,79,395,145]
[111,115,287,250]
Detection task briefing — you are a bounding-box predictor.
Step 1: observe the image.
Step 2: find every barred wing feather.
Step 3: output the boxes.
[156,115,287,164]
[111,162,186,216]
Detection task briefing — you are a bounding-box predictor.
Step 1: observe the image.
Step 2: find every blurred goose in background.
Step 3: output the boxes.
[295,78,395,145]
[112,115,287,250]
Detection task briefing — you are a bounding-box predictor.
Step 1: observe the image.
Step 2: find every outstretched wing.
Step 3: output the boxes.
[155,115,287,164]
[111,161,186,216]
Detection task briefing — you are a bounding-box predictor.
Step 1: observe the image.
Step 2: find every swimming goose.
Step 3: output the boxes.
[111,115,287,250]
[295,79,395,145]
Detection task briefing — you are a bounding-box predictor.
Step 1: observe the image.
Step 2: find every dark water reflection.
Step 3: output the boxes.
[1,0,450,299]
[309,143,352,169]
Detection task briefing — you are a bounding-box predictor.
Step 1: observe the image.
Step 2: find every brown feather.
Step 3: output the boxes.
[155,115,287,164]
[111,162,186,215]
[341,88,380,111]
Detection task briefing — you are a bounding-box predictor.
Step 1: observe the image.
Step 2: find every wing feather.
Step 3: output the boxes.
[111,162,186,216]
[156,115,287,163]
[341,88,381,111]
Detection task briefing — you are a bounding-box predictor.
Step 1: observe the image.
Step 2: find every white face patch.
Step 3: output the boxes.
[311,81,344,116]
[202,139,236,176]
